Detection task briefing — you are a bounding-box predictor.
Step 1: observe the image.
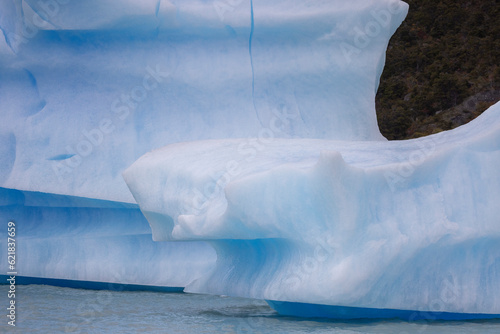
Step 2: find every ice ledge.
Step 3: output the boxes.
[123,102,500,314]
[0,187,138,208]
[124,102,500,242]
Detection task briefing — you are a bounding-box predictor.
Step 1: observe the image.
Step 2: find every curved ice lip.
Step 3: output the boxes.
[123,102,500,242]
[123,103,500,314]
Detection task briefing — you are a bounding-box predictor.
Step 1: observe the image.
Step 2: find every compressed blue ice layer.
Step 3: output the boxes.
[266,301,500,321]
[0,275,184,292]
[124,102,500,316]
[0,187,216,288]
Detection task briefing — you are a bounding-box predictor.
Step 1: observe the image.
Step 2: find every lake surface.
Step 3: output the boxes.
[1,285,500,333]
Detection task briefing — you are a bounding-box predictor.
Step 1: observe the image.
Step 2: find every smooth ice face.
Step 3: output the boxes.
[124,100,500,315]
[0,0,407,202]
[0,0,405,296]
[0,187,217,288]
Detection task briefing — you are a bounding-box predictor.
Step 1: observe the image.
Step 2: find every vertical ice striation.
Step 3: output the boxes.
[248,0,260,125]
[0,0,407,203]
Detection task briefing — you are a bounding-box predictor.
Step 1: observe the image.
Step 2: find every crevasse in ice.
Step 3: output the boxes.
[1,0,499,319]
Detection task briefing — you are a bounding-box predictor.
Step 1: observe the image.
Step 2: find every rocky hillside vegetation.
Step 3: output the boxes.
[376,0,500,140]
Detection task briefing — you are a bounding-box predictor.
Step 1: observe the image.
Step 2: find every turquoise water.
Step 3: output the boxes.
[1,285,500,333]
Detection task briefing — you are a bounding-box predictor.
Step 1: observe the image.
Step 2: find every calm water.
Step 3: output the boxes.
[1,285,500,333]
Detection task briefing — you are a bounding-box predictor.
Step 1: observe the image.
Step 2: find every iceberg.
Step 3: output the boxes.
[0,187,216,289]
[1,0,499,320]
[0,0,405,202]
[123,102,500,319]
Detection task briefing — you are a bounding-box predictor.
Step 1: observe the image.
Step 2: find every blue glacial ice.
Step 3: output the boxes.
[0,187,216,289]
[1,0,499,320]
[123,102,500,318]
[0,0,408,202]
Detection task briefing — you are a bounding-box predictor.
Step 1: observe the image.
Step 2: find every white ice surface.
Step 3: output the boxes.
[124,103,500,313]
